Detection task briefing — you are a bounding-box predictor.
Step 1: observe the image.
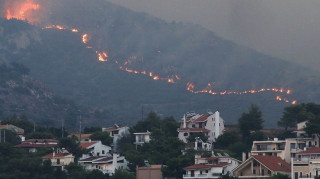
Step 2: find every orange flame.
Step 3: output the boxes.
[6,0,40,23]
[82,34,89,44]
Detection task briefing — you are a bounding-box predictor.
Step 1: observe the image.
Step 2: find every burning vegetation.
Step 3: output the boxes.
[5,0,40,23]
[2,0,297,104]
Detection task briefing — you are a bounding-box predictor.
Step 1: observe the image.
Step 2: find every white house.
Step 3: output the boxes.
[42,149,74,170]
[102,124,129,148]
[78,153,128,175]
[134,131,151,149]
[178,111,225,143]
[184,153,240,178]
[80,140,111,158]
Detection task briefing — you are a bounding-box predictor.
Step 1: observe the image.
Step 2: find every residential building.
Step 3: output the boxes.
[250,120,319,164]
[136,165,163,179]
[80,140,111,158]
[78,153,128,175]
[0,124,25,141]
[134,131,151,149]
[183,153,240,179]
[292,147,320,179]
[15,139,58,152]
[232,155,291,178]
[178,111,224,143]
[42,149,74,170]
[102,124,129,148]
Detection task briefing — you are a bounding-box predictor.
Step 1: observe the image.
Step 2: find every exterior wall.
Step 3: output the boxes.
[233,160,272,178]
[185,168,220,179]
[205,112,224,142]
[293,154,320,179]
[297,121,308,130]
[135,133,150,144]
[137,167,163,179]
[251,138,317,164]
[85,141,111,157]
[178,132,188,143]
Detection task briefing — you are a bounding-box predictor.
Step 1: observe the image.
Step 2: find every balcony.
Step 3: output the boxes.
[183,173,221,178]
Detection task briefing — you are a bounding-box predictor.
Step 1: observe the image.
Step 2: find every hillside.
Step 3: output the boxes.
[0,0,319,127]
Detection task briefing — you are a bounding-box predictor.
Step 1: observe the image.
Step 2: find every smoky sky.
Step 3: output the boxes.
[106,0,320,71]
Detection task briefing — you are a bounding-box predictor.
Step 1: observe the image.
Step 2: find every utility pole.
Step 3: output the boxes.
[61,118,64,138]
[141,105,144,121]
[79,114,82,142]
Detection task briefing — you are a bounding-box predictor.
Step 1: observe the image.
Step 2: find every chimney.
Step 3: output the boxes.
[112,153,119,173]
[195,154,201,164]
[242,152,246,162]
[215,111,220,137]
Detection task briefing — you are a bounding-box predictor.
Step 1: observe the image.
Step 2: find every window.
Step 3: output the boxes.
[262,169,264,176]
[102,150,105,154]
[200,171,202,174]
[57,159,60,164]
[184,133,188,136]
[290,143,296,149]
[192,124,195,128]
[205,170,208,173]
[268,170,271,175]
[253,169,256,174]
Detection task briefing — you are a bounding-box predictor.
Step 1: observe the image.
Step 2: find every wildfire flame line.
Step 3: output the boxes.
[6,0,40,23]
[41,24,297,104]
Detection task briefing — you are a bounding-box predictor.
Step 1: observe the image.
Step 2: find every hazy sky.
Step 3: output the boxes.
[106,0,320,71]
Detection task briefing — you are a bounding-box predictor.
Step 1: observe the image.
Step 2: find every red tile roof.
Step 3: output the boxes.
[179,128,209,132]
[299,147,320,154]
[195,115,210,122]
[42,153,72,159]
[80,142,96,149]
[15,143,57,148]
[103,125,122,131]
[0,125,7,129]
[184,163,229,170]
[23,139,58,143]
[252,155,290,172]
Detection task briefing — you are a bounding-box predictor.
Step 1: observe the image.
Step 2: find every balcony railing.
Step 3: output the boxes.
[183,173,221,178]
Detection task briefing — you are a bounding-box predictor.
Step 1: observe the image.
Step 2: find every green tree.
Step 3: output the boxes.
[26,132,54,139]
[278,104,314,131]
[215,131,240,148]
[110,169,135,179]
[219,174,239,179]
[87,169,105,179]
[59,137,86,161]
[267,173,290,179]
[130,111,161,133]
[238,104,264,141]
[89,131,113,146]
[187,132,209,143]
[83,126,101,133]
[1,115,34,134]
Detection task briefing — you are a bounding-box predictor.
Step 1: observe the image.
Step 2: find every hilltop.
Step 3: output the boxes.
[0,0,319,127]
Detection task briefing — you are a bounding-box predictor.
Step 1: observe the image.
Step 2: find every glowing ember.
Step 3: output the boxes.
[71,29,79,32]
[97,51,108,62]
[82,34,89,44]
